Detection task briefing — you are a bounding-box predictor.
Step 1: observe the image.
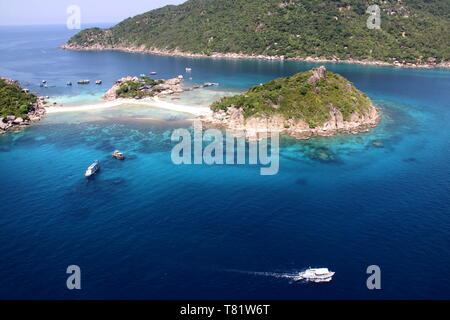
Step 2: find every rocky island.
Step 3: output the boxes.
[102,75,185,101]
[0,78,46,134]
[205,66,380,139]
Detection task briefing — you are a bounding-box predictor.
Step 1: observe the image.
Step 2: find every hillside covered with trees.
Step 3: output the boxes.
[66,0,450,64]
[0,78,37,117]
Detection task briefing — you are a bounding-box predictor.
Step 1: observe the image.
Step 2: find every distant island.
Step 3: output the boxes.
[0,78,46,134]
[62,0,449,68]
[204,66,380,139]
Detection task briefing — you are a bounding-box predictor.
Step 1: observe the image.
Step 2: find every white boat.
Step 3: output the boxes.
[203,82,219,87]
[295,267,335,283]
[185,67,192,72]
[85,160,100,177]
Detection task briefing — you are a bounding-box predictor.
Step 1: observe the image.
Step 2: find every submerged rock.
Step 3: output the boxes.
[372,141,384,147]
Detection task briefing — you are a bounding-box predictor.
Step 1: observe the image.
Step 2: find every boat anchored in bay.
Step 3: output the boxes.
[112,150,125,160]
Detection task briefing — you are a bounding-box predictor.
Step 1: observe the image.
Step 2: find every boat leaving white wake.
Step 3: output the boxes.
[224,269,306,281]
[225,267,335,283]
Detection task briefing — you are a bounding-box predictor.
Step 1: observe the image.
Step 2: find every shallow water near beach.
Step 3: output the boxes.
[0,25,450,299]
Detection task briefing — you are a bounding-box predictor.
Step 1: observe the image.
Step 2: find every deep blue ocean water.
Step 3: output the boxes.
[0,25,449,299]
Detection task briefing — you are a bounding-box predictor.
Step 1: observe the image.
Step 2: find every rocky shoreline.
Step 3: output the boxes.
[202,104,381,141]
[61,44,450,70]
[0,78,47,135]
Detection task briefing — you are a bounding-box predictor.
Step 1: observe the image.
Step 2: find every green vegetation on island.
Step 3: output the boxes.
[115,76,164,99]
[103,76,185,101]
[211,67,373,128]
[0,78,37,117]
[67,0,450,64]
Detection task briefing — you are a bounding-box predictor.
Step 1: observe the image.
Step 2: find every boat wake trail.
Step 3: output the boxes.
[224,269,306,283]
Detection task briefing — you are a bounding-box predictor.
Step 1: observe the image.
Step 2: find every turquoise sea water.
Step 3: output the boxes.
[0,25,449,299]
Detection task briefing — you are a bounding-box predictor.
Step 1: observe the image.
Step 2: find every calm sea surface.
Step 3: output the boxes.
[0,25,449,299]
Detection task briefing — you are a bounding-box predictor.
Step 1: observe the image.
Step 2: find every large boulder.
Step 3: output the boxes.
[13,117,24,124]
[308,66,327,84]
[164,77,184,86]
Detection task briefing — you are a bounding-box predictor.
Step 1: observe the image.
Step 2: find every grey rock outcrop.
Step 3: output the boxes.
[205,103,380,140]
[13,117,24,124]
[308,66,327,83]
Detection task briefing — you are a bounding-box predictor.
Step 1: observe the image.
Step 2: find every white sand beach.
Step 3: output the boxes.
[45,97,212,117]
